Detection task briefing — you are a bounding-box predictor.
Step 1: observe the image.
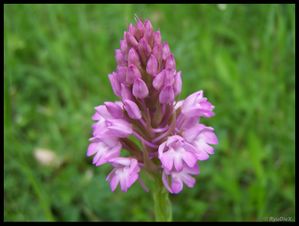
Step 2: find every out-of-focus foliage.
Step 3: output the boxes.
[4,4,295,221]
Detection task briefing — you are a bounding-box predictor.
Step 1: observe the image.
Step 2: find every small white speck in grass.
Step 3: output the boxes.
[34,148,60,167]
[217,4,227,11]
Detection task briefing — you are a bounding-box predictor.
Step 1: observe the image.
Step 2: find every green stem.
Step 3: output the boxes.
[152,176,172,222]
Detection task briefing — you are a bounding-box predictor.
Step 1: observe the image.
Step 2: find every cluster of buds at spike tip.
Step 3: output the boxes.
[87,19,218,194]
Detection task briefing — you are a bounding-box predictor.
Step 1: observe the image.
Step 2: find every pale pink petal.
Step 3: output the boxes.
[162,172,172,193]
[173,71,182,96]
[132,78,149,99]
[87,143,98,157]
[185,164,200,175]
[200,130,218,145]
[159,85,174,104]
[194,150,210,161]
[194,140,214,155]
[158,142,166,158]
[127,173,138,188]
[171,177,183,194]
[119,173,128,192]
[109,172,120,192]
[124,99,142,120]
[104,101,124,118]
[160,153,173,171]
[109,157,131,167]
[92,112,101,121]
[153,70,165,90]
[174,154,183,171]
[181,173,196,188]
[182,151,197,168]
[146,54,158,75]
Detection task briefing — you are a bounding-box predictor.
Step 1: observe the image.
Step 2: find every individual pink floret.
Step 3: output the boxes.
[106,157,141,192]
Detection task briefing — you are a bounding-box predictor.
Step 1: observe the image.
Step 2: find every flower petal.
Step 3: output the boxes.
[109,172,119,192]
[124,99,142,120]
[159,85,174,104]
[146,54,158,76]
[171,177,183,194]
[162,171,173,193]
[182,151,197,168]
[133,78,149,99]
[153,70,165,90]
[181,173,196,188]
[200,130,218,145]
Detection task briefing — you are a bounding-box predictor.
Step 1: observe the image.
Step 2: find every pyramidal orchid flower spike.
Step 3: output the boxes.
[87,18,218,221]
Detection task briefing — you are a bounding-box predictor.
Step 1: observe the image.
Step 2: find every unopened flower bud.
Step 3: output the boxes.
[104,101,124,118]
[165,54,176,70]
[173,71,182,95]
[124,99,142,119]
[115,49,126,66]
[154,31,162,45]
[159,85,174,104]
[146,54,158,76]
[133,78,149,99]
[162,42,171,60]
[127,64,141,84]
[108,72,121,96]
[125,31,138,48]
[128,48,140,66]
[120,84,133,101]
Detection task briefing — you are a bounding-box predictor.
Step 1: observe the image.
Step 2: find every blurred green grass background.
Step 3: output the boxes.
[4,4,295,221]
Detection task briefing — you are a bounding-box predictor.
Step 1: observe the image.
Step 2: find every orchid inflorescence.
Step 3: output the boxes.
[87,18,218,194]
